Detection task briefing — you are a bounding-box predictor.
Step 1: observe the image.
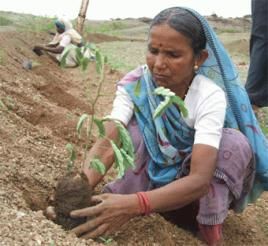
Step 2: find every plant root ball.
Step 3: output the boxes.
[54,171,92,230]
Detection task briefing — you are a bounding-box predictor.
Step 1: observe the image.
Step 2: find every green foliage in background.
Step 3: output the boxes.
[86,20,128,34]
[0,16,13,26]
[83,18,149,39]
[98,41,146,73]
[20,15,56,32]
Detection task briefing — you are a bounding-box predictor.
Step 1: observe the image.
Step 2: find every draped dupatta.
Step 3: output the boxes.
[183,8,268,206]
[124,67,195,186]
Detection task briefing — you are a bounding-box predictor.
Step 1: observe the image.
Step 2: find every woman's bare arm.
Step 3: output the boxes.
[148,144,218,212]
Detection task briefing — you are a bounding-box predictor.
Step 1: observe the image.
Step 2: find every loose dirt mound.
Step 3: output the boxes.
[0,30,267,246]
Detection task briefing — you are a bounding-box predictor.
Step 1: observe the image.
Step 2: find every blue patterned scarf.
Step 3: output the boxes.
[184,8,268,204]
[124,69,195,186]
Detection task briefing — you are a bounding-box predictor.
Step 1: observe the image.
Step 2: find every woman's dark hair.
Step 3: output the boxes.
[150,7,206,55]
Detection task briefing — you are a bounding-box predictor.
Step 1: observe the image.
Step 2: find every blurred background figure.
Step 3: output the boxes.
[33,18,94,67]
[245,0,268,110]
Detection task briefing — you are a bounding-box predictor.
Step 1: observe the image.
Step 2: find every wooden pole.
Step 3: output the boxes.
[77,0,90,34]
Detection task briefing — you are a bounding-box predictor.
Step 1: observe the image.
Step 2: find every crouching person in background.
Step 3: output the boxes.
[33,18,94,67]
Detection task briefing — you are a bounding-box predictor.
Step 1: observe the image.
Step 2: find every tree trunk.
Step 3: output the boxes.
[76,0,90,34]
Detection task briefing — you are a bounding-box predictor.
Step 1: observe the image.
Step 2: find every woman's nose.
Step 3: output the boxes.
[154,54,167,69]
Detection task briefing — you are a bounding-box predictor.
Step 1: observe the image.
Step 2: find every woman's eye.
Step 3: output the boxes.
[167,52,180,58]
[148,47,158,55]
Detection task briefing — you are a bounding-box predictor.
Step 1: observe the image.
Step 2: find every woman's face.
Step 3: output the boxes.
[146,24,198,93]
[56,26,65,34]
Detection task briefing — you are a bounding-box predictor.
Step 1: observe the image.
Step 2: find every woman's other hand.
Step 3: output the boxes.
[33,45,45,50]
[70,193,140,239]
[33,45,45,56]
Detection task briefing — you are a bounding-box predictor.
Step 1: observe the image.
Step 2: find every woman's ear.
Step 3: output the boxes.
[196,49,209,67]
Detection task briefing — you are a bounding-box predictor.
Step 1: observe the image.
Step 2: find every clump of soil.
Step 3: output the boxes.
[52,172,92,230]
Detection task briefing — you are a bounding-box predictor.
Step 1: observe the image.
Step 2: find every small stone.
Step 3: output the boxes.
[16,211,26,219]
[45,206,56,220]
[22,60,32,70]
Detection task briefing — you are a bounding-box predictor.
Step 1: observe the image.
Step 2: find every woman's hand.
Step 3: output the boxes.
[34,45,45,50]
[70,193,140,239]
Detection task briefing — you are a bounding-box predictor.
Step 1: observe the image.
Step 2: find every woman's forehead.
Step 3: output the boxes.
[150,24,187,39]
[148,24,192,47]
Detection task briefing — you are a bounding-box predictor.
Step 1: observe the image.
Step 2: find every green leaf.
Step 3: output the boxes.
[104,55,108,64]
[153,87,188,118]
[93,117,106,138]
[101,118,135,173]
[81,57,89,71]
[90,158,106,175]
[85,42,96,51]
[99,236,113,244]
[110,140,125,178]
[65,143,76,172]
[115,121,135,159]
[65,143,76,162]
[153,96,172,118]
[120,148,135,169]
[171,96,188,117]
[154,87,175,97]
[75,47,83,64]
[76,113,89,137]
[95,50,104,74]
[60,49,70,68]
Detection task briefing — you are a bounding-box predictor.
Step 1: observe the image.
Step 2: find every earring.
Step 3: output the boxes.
[194,64,199,71]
